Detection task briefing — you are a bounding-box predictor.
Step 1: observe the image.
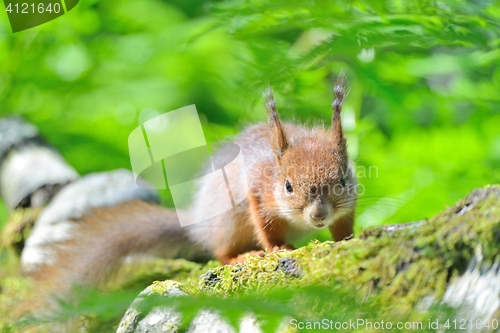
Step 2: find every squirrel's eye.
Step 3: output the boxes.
[285,180,293,194]
[341,175,346,187]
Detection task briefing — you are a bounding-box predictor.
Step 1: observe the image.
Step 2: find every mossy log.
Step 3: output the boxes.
[118,185,500,332]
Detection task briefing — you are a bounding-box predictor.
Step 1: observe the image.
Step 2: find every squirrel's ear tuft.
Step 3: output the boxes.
[264,87,289,160]
[331,72,348,147]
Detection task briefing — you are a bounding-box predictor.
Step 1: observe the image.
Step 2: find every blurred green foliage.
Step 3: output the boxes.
[0,0,499,331]
[0,0,499,233]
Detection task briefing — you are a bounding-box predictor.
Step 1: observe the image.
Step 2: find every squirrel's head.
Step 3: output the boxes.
[265,73,357,230]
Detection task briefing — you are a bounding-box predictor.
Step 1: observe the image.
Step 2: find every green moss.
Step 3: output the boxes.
[0,207,41,255]
[150,280,182,295]
[188,185,500,318]
[0,249,39,332]
[108,258,219,292]
[3,186,500,331]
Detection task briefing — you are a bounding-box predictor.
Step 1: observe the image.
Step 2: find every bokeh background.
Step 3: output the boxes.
[0,0,499,241]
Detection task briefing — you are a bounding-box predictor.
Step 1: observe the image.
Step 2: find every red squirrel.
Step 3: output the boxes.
[32,73,357,289]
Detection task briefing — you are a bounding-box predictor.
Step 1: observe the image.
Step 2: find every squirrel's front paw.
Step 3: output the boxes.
[229,250,266,264]
[227,245,294,265]
[271,244,295,252]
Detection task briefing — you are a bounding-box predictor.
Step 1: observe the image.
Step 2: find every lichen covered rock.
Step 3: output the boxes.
[120,185,500,332]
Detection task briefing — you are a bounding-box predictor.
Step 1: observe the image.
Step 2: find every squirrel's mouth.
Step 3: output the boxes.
[311,222,326,229]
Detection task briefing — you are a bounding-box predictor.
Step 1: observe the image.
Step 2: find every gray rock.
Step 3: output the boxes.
[21,169,160,271]
[0,116,39,163]
[117,281,263,333]
[117,281,185,333]
[276,257,301,277]
[442,245,500,330]
[0,117,79,209]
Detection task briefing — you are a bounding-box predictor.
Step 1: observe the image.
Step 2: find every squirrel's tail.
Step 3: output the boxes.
[30,200,209,293]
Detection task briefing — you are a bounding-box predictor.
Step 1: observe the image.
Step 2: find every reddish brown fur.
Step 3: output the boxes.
[28,74,356,309]
[248,193,290,250]
[329,212,355,241]
[32,201,206,292]
[206,73,355,263]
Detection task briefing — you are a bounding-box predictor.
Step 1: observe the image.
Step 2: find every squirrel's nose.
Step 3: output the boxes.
[310,208,328,222]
